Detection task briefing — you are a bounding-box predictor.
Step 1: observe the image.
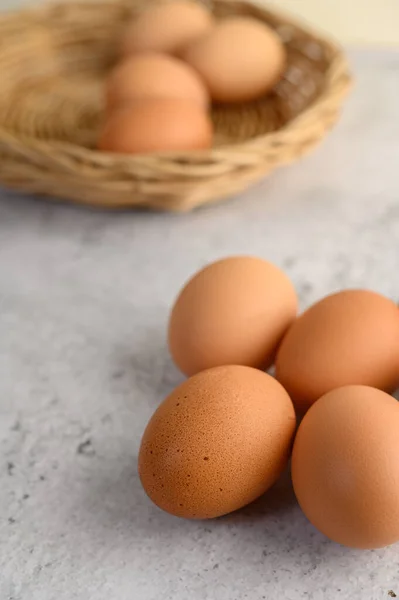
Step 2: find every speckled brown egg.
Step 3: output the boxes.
[292,385,399,549]
[138,365,296,519]
[122,0,214,57]
[168,256,298,377]
[275,290,399,413]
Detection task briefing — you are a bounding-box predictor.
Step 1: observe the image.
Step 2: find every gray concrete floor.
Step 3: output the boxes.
[1,50,399,600]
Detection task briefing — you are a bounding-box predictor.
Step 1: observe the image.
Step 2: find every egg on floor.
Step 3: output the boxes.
[275,289,399,413]
[122,0,214,57]
[98,99,213,155]
[168,256,298,377]
[106,53,210,111]
[182,16,286,103]
[138,365,296,519]
[292,385,399,549]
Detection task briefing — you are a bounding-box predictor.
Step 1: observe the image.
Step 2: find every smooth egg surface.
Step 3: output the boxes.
[168,256,298,376]
[106,53,210,110]
[275,290,399,412]
[99,99,213,155]
[122,1,214,57]
[183,16,286,103]
[292,385,399,549]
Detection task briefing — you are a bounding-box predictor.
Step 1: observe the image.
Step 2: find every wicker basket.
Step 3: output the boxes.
[0,0,351,211]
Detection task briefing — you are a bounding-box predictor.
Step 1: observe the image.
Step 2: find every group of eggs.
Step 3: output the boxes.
[138,256,399,550]
[99,0,286,155]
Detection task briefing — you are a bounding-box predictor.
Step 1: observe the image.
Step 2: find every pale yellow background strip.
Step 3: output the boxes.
[1,0,399,45]
[265,0,399,45]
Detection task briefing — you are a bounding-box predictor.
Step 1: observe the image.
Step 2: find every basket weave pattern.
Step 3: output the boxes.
[0,0,351,210]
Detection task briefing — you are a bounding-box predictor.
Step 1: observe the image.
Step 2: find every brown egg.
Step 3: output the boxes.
[168,256,298,377]
[122,1,214,57]
[106,54,209,111]
[275,290,399,413]
[139,365,296,519]
[292,385,399,549]
[98,99,213,155]
[182,16,286,103]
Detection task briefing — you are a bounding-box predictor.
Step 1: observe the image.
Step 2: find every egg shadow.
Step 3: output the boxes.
[73,445,374,591]
[75,458,297,544]
[212,465,375,565]
[213,468,297,524]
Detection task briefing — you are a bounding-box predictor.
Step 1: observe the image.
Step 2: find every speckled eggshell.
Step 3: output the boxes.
[168,256,298,377]
[292,385,399,549]
[275,289,399,413]
[138,365,296,519]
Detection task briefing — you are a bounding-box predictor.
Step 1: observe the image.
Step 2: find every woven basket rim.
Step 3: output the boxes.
[0,0,352,167]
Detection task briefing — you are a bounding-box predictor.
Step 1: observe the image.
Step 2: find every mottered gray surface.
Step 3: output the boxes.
[1,50,399,600]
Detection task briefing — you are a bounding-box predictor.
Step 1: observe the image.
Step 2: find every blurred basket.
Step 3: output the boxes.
[0,0,351,211]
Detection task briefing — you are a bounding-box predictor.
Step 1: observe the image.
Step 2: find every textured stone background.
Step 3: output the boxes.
[1,50,399,600]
